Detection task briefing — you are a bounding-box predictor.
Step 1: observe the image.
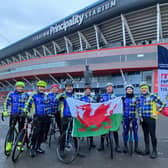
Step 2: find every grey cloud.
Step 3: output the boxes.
[0,0,98,49]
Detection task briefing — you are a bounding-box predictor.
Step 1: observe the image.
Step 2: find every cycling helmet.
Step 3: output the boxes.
[106,82,114,87]
[125,84,134,90]
[51,84,59,88]
[15,81,25,88]
[37,80,47,87]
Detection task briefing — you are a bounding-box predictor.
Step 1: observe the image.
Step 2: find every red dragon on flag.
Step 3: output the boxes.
[76,103,117,132]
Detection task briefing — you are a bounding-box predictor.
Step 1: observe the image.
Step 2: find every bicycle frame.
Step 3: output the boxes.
[48,114,57,147]
[128,118,137,156]
[22,119,30,144]
[128,118,137,141]
[65,118,72,144]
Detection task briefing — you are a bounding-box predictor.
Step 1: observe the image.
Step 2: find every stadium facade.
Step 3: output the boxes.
[0,0,168,100]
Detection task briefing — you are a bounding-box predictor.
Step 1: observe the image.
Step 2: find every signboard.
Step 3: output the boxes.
[158,45,168,116]
[158,69,168,106]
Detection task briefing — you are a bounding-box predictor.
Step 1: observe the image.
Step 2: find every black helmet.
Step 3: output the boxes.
[65,80,73,87]
[84,84,91,90]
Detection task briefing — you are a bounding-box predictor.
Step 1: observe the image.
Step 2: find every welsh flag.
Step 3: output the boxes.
[66,97,123,137]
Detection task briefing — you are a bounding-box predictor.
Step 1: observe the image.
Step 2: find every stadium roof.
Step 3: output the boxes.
[0,0,167,60]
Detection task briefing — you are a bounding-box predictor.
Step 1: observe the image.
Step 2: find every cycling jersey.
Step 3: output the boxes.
[4,90,29,114]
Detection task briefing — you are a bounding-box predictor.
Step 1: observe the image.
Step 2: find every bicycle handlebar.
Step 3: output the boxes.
[1,112,29,122]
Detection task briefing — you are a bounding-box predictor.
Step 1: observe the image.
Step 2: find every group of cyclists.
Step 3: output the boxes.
[1,79,165,161]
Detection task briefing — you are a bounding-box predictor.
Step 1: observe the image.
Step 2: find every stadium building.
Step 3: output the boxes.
[0,0,168,101]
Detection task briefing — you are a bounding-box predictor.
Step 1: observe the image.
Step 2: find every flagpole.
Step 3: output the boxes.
[120,69,127,87]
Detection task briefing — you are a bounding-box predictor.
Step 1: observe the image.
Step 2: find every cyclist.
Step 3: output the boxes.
[138,82,165,159]
[57,80,80,156]
[98,82,121,153]
[80,85,96,149]
[3,81,29,153]
[24,80,50,157]
[47,84,61,136]
[57,81,76,133]
[122,84,140,153]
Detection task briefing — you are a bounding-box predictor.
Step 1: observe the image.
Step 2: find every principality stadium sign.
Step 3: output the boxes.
[50,15,84,34]
[33,0,117,41]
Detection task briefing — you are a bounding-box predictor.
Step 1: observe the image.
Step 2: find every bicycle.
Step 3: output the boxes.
[56,117,79,164]
[12,117,32,162]
[1,114,18,157]
[48,114,59,147]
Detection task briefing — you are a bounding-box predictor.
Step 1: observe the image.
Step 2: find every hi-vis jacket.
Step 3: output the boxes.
[24,91,50,116]
[57,92,76,118]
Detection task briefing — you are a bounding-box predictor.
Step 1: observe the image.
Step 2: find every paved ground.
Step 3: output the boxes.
[0,112,168,168]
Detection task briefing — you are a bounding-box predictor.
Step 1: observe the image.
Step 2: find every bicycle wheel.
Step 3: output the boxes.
[12,130,26,162]
[129,129,133,156]
[4,128,17,157]
[56,132,79,164]
[108,132,114,159]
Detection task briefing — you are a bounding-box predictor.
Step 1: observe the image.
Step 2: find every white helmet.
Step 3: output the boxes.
[125,84,134,90]
[106,82,114,87]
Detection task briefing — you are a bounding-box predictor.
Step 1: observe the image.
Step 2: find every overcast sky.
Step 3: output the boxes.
[0,0,98,49]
